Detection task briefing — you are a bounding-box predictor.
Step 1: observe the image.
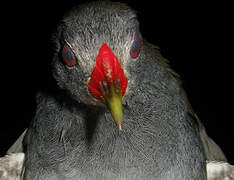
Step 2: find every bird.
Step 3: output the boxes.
[21,1,227,179]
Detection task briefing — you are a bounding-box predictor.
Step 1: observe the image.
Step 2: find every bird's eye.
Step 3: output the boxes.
[130,34,141,58]
[62,44,77,67]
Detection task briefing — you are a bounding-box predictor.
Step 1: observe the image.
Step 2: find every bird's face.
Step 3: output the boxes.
[52,2,142,129]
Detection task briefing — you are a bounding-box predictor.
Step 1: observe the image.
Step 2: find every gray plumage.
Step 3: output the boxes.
[23,1,226,180]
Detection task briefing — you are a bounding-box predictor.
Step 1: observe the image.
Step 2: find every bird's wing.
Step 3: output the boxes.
[194,113,228,162]
[0,153,25,180]
[4,130,27,180]
[207,161,234,180]
[7,129,27,154]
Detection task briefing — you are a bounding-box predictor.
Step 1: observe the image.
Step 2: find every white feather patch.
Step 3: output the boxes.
[207,161,234,180]
[0,153,24,180]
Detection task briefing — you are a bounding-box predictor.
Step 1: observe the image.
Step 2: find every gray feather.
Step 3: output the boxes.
[21,1,226,180]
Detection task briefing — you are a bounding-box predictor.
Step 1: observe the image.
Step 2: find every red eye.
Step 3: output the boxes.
[62,44,77,67]
[130,34,141,58]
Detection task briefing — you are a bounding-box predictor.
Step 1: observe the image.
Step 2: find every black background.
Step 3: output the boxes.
[1,0,233,164]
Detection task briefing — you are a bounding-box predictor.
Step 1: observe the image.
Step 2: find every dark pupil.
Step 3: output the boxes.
[131,40,138,52]
[65,50,73,61]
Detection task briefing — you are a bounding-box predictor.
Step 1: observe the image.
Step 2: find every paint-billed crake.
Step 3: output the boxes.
[22,1,226,179]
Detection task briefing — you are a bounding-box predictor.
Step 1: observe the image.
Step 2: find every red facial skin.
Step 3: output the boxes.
[88,43,128,101]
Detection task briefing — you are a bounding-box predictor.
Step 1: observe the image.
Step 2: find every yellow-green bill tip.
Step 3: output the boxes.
[105,86,123,131]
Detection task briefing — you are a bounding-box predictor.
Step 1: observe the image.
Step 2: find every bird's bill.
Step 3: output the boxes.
[103,84,123,130]
[88,43,128,130]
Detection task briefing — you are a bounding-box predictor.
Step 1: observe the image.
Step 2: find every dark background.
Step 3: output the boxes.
[1,0,233,164]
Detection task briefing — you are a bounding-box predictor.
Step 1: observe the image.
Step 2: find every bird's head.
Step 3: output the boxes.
[52,2,142,130]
